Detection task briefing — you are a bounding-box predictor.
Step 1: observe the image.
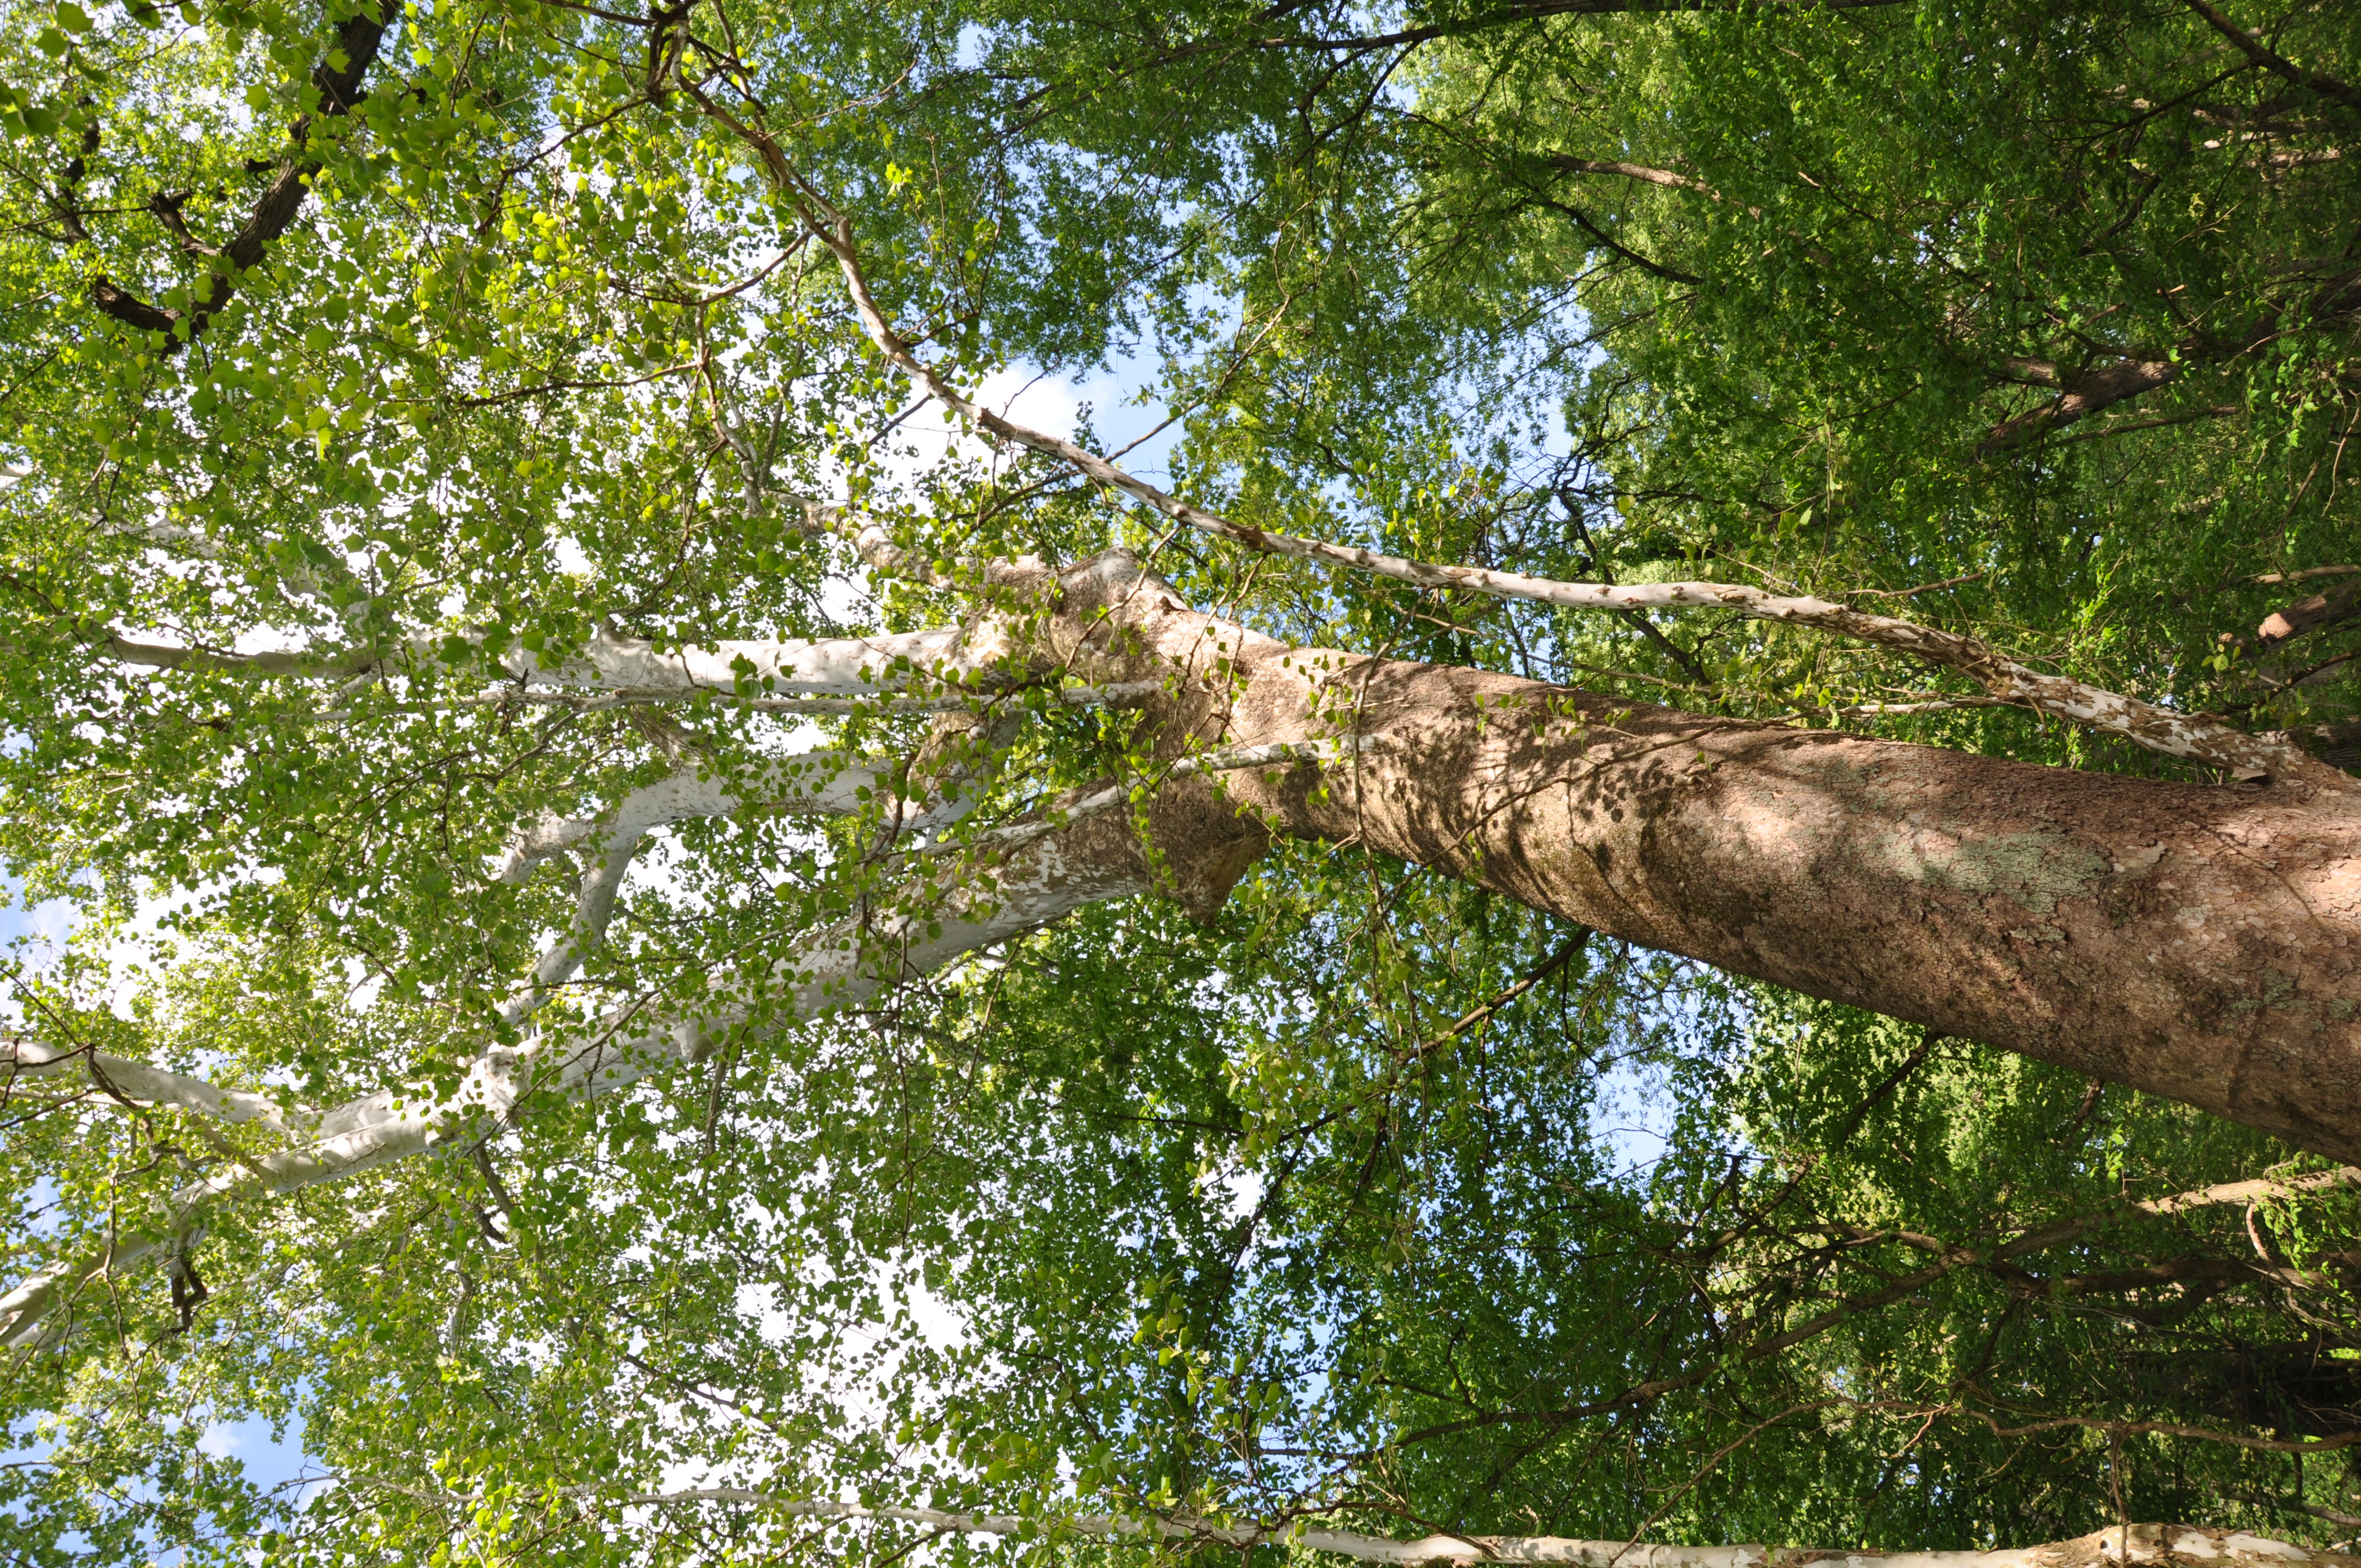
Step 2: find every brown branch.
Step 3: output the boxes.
[2050,404,2240,447]
[1543,153,1717,195]
[2257,576,2361,649]
[1979,357,2182,452]
[144,191,219,259]
[1990,249,2361,454]
[1171,0,1910,56]
[2252,565,2361,586]
[1521,184,1700,282]
[2218,1489,2361,1531]
[86,0,401,347]
[1966,1409,2361,1455]
[1917,1247,2348,1297]
[2182,0,2361,116]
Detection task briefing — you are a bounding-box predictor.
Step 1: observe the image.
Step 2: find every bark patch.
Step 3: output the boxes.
[1879,825,2109,916]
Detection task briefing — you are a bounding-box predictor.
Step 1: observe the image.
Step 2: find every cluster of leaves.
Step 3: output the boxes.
[1,0,2358,1562]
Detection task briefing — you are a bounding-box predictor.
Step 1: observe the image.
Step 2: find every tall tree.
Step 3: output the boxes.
[1,0,2357,1561]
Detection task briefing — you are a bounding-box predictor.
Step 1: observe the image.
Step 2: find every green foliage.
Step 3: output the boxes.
[1,0,2357,1561]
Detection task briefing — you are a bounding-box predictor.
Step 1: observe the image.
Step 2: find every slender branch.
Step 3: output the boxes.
[1387,1165,2360,1449]
[2251,566,2361,586]
[1117,0,1910,60]
[2182,0,2361,115]
[1543,154,1718,195]
[806,219,2332,787]
[2218,1490,2361,1531]
[1962,1409,2361,1456]
[2048,404,2239,447]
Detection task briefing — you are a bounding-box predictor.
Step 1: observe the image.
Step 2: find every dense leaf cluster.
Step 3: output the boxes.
[1,0,2356,1561]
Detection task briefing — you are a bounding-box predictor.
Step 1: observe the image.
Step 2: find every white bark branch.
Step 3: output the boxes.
[95,618,1005,706]
[339,1482,2361,1568]
[0,818,1146,1349]
[493,753,888,1031]
[97,633,374,680]
[431,681,1167,718]
[2,1037,313,1135]
[807,219,2332,788]
[507,622,1002,699]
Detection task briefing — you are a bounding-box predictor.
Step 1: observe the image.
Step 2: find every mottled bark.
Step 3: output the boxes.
[1979,356,2180,451]
[1059,557,2361,1162]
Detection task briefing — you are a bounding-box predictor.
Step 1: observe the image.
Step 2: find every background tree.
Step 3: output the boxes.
[1,0,2359,1562]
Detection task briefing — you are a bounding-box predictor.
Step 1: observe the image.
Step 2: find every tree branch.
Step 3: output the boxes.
[2218,1490,2361,1532]
[2257,575,2361,649]
[442,680,1166,718]
[1135,0,1910,58]
[1543,154,1718,195]
[88,618,1008,704]
[1387,1166,2360,1449]
[2182,0,2361,116]
[505,620,1014,698]
[807,219,2333,787]
[491,754,888,1025]
[2,1037,314,1136]
[1977,357,2180,451]
[0,813,1154,1349]
[86,0,404,346]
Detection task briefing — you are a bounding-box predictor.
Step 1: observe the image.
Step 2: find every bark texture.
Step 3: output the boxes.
[1980,357,2179,451]
[1055,556,2361,1161]
[2260,577,2361,649]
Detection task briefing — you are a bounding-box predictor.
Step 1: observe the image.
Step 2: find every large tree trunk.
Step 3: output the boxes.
[1060,556,2361,1161]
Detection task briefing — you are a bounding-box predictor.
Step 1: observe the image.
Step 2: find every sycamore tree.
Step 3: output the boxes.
[3,0,2361,1561]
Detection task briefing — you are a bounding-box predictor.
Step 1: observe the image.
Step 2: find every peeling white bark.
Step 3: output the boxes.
[507,622,1004,698]
[493,813,600,886]
[95,617,1009,707]
[445,681,1166,718]
[494,749,891,1035]
[97,633,368,680]
[494,753,883,890]
[2,1037,314,1135]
